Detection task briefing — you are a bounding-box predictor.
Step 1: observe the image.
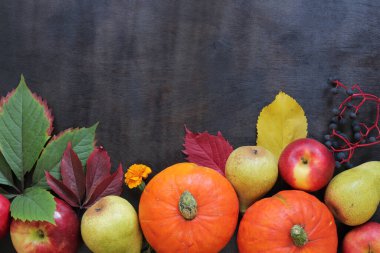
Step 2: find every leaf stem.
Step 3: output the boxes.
[138,181,146,191]
[21,178,24,192]
[12,184,21,193]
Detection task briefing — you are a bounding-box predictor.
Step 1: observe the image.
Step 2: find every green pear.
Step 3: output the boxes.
[81,195,142,253]
[225,146,278,213]
[324,161,380,226]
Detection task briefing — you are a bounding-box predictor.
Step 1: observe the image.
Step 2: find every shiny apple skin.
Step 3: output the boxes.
[278,138,335,191]
[10,198,79,253]
[0,193,11,238]
[342,222,380,253]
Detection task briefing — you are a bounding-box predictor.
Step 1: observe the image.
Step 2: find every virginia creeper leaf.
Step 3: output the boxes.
[47,146,122,209]
[33,123,97,187]
[85,146,111,197]
[257,91,308,159]
[0,75,53,181]
[0,152,16,189]
[182,127,233,175]
[10,187,56,224]
[90,163,123,199]
[60,143,85,204]
[45,172,79,207]
[83,164,123,208]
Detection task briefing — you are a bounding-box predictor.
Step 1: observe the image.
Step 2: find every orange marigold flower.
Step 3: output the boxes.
[125,164,152,189]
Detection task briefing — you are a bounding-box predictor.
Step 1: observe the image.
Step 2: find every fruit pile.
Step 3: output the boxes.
[179,90,380,252]
[0,77,379,253]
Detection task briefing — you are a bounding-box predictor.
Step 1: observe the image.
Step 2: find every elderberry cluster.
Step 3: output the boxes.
[324,79,380,169]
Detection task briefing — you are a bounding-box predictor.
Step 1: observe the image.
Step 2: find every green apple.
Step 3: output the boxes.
[81,195,142,253]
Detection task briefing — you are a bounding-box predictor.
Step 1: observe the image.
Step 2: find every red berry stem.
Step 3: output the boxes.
[327,80,380,167]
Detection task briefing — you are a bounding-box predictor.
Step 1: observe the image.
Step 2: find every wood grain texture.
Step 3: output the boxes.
[0,0,379,252]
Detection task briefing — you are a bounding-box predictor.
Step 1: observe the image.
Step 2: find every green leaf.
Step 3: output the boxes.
[0,152,16,189]
[33,124,98,188]
[0,75,53,182]
[10,187,56,224]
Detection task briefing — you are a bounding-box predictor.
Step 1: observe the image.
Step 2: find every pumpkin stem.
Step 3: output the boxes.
[290,224,308,247]
[179,190,197,220]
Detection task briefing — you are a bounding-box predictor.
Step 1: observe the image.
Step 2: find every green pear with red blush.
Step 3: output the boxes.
[225,146,278,213]
[324,161,380,226]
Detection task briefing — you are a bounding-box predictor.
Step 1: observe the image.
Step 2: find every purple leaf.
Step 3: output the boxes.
[60,143,85,204]
[85,146,111,197]
[83,164,123,208]
[45,172,79,207]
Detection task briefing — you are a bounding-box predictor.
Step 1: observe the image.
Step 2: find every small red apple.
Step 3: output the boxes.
[278,138,335,191]
[342,222,380,253]
[10,198,79,253]
[0,193,10,238]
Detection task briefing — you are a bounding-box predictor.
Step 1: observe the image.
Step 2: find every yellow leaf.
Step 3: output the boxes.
[257,91,308,159]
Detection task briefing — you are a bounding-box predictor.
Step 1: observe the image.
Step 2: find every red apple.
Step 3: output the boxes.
[10,198,79,253]
[278,138,335,191]
[0,193,10,238]
[342,222,380,253]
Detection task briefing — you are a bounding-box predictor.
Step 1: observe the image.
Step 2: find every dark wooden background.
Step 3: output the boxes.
[1,1,379,252]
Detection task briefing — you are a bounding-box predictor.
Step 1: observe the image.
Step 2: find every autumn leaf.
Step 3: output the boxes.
[85,146,111,196]
[0,76,98,223]
[182,127,233,175]
[83,164,123,208]
[33,124,97,188]
[60,143,86,204]
[256,91,308,159]
[45,172,79,207]
[46,144,123,209]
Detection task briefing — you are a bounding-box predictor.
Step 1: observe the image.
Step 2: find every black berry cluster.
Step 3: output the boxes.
[325,79,380,169]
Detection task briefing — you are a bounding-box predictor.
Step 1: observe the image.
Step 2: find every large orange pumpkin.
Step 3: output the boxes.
[139,162,239,253]
[238,190,338,253]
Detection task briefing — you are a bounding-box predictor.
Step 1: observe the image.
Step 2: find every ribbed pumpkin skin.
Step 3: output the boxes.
[238,190,338,253]
[139,162,239,253]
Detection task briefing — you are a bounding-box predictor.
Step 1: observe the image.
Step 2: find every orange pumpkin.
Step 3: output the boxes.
[238,190,338,253]
[139,162,239,253]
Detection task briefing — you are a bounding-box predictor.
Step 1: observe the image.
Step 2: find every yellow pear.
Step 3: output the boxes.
[225,146,278,212]
[324,161,380,226]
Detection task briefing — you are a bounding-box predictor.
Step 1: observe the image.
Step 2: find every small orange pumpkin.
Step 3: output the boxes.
[238,190,338,253]
[139,162,239,253]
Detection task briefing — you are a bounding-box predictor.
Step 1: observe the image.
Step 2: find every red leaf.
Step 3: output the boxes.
[182,126,233,175]
[85,146,111,197]
[45,172,79,207]
[83,164,123,208]
[60,143,86,204]
[48,143,121,209]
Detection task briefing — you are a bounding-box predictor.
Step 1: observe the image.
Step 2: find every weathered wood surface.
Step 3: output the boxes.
[0,0,379,252]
